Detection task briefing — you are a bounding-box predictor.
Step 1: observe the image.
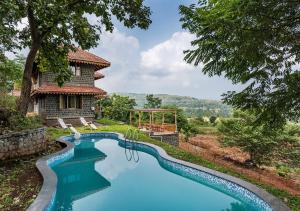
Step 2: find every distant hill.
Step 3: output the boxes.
[113,92,232,118]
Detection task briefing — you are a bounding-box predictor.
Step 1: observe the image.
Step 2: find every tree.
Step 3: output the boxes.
[98,94,137,122]
[209,115,217,124]
[0,55,24,93]
[218,110,285,166]
[180,0,300,128]
[0,1,151,115]
[144,94,162,108]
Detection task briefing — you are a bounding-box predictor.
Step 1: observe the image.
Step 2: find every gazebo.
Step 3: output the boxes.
[129,108,178,135]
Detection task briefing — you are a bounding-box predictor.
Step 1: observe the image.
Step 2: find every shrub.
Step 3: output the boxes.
[284,123,300,137]
[182,122,199,141]
[218,110,285,166]
[0,94,17,110]
[209,116,217,124]
[97,94,136,122]
[8,113,42,131]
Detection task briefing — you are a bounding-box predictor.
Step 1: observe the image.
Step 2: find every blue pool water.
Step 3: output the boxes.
[51,136,271,211]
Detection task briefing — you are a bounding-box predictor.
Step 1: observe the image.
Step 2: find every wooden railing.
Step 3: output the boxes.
[139,123,177,133]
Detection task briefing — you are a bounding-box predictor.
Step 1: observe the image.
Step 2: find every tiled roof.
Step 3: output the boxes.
[31,84,107,96]
[68,48,110,69]
[94,71,105,80]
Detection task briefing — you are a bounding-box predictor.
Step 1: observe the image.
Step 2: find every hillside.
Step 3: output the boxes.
[113,92,232,117]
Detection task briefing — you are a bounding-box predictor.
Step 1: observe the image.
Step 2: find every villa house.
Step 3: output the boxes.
[30,48,110,126]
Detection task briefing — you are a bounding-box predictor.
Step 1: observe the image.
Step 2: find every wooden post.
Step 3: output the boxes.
[175,111,178,132]
[130,111,132,126]
[138,111,141,128]
[151,111,154,130]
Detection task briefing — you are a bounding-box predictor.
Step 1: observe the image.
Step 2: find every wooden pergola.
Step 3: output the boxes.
[129,108,177,134]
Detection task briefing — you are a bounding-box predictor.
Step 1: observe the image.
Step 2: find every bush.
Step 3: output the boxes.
[8,113,42,131]
[0,94,17,110]
[182,122,199,141]
[284,123,300,137]
[209,116,217,124]
[218,110,285,166]
[97,94,136,122]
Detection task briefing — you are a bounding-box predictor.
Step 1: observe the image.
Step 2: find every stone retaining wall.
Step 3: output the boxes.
[150,133,179,146]
[0,128,46,161]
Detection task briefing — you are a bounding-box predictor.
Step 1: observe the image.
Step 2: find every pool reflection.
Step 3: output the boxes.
[53,140,111,210]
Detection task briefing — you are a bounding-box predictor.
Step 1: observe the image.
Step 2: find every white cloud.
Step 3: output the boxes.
[92,28,141,92]
[140,32,198,77]
[93,30,241,100]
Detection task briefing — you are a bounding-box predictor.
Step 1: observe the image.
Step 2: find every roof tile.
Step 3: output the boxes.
[31,84,107,96]
[68,48,110,69]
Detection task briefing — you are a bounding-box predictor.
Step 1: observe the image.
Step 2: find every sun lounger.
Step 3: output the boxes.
[80,117,97,130]
[57,118,79,134]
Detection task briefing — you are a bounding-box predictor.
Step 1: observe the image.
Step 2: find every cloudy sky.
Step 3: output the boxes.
[92,0,242,100]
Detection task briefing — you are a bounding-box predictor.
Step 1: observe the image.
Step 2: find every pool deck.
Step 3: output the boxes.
[27,132,290,211]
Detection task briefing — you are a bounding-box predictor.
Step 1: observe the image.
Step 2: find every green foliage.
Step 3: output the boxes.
[161,105,188,131]
[180,0,300,128]
[0,94,17,110]
[8,114,42,131]
[284,123,300,137]
[0,55,24,92]
[96,118,123,126]
[209,116,217,124]
[181,122,199,141]
[144,94,162,108]
[218,110,285,166]
[98,94,136,122]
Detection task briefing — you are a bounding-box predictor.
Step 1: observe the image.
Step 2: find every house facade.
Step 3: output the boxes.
[30,48,110,126]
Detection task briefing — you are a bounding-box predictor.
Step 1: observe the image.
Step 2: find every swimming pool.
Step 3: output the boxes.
[28,133,289,211]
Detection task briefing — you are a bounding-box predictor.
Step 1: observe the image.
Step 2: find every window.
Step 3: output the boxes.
[40,96,46,110]
[59,95,82,109]
[69,64,81,76]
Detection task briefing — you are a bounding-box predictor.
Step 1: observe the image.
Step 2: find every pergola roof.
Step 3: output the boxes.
[68,48,110,70]
[130,108,177,113]
[31,84,107,96]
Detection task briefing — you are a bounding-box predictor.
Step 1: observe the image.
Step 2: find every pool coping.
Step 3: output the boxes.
[27,132,290,211]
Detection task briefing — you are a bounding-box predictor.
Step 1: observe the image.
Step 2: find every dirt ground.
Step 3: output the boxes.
[180,134,300,196]
[0,141,62,211]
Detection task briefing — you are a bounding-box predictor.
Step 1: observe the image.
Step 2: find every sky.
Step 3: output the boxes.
[92,0,242,100]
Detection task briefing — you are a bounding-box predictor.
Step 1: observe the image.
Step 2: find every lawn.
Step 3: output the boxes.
[46,123,300,211]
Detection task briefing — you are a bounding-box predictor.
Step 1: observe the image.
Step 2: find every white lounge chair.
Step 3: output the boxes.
[57,118,79,134]
[80,117,97,130]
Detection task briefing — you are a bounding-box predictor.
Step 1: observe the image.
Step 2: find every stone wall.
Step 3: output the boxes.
[40,95,95,126]
[150,133,179,146]
[0,128,46,161]
[39,64,94,86]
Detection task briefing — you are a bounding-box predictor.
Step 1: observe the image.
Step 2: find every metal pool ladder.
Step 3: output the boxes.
[124,128,139,162]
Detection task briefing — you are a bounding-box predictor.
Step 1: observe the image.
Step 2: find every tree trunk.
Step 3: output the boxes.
[17,45,39,115]
[17,3,41,116]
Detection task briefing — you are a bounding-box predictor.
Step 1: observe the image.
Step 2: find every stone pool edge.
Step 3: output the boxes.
[27,132,290,211]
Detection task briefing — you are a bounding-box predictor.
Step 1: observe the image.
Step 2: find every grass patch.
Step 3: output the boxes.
[96,118,124,126]
[46,124,300,211]
[197,126,220,135]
